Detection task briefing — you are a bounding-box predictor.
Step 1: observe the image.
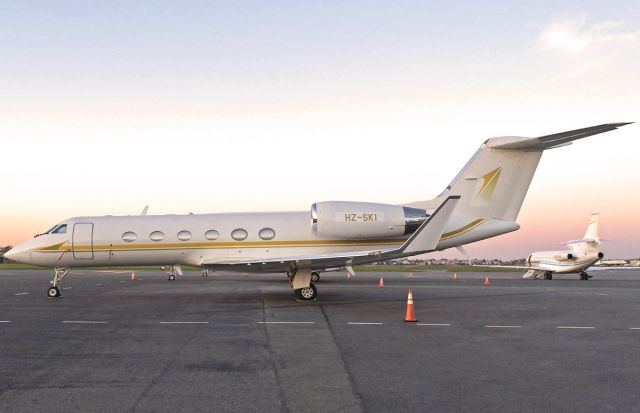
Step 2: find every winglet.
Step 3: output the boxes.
[400,196,460,254]
[140,206,149,216]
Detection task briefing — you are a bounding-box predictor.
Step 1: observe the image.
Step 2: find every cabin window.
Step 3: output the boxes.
[231,228,248,241]
[177,230,192,241]
[52,224,67,234]
[205,230,219,240]
[149,231,165,241]
[122,231,137,242]
[259,228,275,240]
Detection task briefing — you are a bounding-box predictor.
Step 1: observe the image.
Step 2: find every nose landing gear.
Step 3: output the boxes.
[47,268,69,298]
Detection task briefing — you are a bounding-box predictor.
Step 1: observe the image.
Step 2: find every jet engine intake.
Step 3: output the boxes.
[311,201,427,239]
[553,253,575,261]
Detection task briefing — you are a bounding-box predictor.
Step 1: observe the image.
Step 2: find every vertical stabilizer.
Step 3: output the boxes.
[583,213,600,242]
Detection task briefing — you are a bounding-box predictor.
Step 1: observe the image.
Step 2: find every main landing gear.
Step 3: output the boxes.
[47,268,69,298]
[579,271,591,280]
[202,268,209,277]
[544,272,553,280]
[295,284,318,300]
[288,268,318,301]
[311,272,321,283]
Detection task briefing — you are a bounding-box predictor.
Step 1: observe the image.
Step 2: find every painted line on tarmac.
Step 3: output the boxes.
[62,321,108,324]
[348,322,383,325]
[596,293,609,296]
[258,321,315,324]
[629,328,640,330]
[120,281,126,283]
[62,287,72,290]
[485,325,521,328]
[14,292,29,296]
[557,326,595,329]
[0,321,11,323]
[417,323,451,326]
[96,283,103,286]
[159,321,209,324]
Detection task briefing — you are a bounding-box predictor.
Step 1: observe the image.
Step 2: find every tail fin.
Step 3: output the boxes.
[409,123,631,221]
[583,213,600,242]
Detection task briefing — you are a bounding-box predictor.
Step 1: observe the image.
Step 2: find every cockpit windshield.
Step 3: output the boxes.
[44,225,58,234]
[51,224,67,234]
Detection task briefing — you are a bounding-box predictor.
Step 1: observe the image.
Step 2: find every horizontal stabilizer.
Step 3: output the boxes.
[491,123,632,150]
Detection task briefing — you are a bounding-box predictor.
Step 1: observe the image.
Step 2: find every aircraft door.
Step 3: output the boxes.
[72,223,94,259]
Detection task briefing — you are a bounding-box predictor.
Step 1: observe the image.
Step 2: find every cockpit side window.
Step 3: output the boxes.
[44,225,58,234]
[52,224,67,234]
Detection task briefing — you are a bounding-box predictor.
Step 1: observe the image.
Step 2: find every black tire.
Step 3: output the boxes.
[311,272,320,282]
[168,274,176,281]
[47,286,61,298]
[296,283,317,301]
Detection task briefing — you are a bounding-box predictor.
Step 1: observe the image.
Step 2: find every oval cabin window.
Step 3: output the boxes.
[177,230,192,241]
[259,228,275,240]
[122,231,137,242]
[205,230,219,240]
[149,231,165,241]
[231,228,248,241]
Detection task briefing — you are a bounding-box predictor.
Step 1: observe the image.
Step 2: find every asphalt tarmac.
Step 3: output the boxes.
[1,268,640,412]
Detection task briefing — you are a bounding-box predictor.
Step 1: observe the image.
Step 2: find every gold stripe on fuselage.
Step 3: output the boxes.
[34,220,486,253]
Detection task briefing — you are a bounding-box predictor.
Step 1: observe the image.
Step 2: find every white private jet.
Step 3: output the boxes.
[501,213,605,280]
[5,123,631,300]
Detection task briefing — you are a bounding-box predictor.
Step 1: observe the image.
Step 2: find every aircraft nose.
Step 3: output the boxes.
[3,246,26,263]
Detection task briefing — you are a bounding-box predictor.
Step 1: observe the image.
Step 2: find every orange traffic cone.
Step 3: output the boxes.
[379,277,385,288]
[404,289,417,322]
[484,276,491,286]
[453,273,458,280]
[131,272,136,281]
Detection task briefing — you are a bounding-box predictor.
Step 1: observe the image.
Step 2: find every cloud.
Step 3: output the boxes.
[539,17,640,55]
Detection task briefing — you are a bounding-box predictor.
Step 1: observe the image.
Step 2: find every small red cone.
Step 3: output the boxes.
[404,289,417,322]
[484,276,491,286]
[131,272,136,281]
[453,273,458,280]
[379,277,385,288]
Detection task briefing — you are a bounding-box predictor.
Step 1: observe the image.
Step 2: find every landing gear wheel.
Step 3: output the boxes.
[311,272,320,282]
[544,272,553,280]
[168,274,176,281]
[580,272,589,280]
[202,269,208,277]
[47,286,61,298]
[295,283,318,301]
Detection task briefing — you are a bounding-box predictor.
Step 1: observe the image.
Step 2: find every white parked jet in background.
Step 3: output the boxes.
[519,213,604,280]
[5,123,631,300]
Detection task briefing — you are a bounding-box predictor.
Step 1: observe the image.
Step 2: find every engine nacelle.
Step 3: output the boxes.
[553,253,575,261]
[311,201,427,239]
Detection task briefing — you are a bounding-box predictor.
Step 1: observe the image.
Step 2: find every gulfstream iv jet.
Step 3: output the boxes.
[5,123,631,300]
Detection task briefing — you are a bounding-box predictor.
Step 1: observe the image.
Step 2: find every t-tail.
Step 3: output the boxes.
[407,123,631,247]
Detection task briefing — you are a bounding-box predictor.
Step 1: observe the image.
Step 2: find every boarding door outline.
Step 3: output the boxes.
[72,223,94,259]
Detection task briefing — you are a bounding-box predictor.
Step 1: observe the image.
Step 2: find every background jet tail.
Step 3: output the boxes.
[583,213,600,243]
[407,123,630,222]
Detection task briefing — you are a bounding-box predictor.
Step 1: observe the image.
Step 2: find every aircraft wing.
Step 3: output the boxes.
[492,123,632,150]
[201,195,460,272]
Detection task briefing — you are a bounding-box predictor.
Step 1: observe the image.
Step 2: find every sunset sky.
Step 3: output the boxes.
[1,1,639,258]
